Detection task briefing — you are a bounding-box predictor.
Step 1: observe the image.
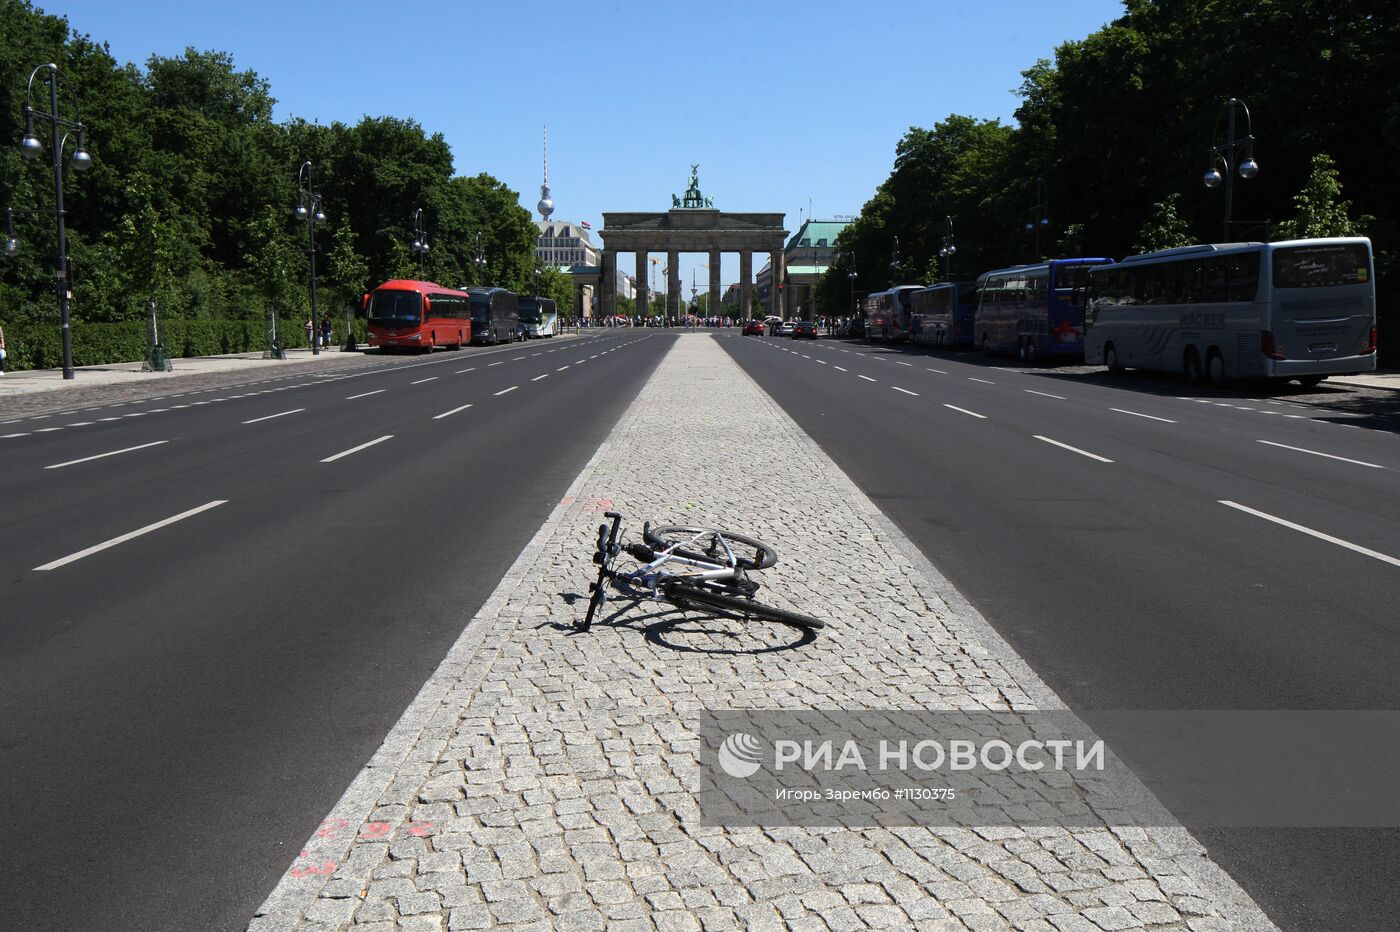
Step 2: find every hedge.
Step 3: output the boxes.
[1,318,369,372]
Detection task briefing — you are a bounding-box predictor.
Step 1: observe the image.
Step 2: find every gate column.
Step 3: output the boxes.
[667,250,680,320]
[635,250,649,320]
[599,249,615,319]
[740,251,753,320]
[708,248,721,319]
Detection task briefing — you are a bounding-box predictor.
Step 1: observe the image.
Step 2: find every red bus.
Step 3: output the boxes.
[363,279,473,352]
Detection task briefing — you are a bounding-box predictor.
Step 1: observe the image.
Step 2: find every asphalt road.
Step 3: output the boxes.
[0,330,671,932]
[718,332,1400,932]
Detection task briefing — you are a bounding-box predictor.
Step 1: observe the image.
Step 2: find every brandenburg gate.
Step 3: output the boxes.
[597,167,787,320]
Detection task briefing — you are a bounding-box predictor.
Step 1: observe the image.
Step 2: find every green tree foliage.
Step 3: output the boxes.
[1132,194,1195,255]
[1273,153,1372,241]
[0,0,541,367]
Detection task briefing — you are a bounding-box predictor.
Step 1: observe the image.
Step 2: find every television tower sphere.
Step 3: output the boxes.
[538,188,554,220]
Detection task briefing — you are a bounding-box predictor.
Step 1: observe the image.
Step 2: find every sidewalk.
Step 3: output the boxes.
[0,345,362,398]
[251,334,1274,932]
[1328,369,1400,391]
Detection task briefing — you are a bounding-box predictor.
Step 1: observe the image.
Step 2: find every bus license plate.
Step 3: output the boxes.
[1309,343,1337,353]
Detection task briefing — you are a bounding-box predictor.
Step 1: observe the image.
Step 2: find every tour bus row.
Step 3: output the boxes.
[361,278,559,350]
[859,236,1377,386]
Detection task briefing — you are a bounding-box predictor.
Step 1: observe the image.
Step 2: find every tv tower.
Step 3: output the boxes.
[537,125,554,221]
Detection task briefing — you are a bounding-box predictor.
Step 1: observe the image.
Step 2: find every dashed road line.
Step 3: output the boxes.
[858,375,877,382]
[1034,435,1113,462]
[968,377,996,385]
[322,435,394,463]
[1024,389,1066,400]
[833,366,848,372]
[44,440,169,470]
[892,387,919,396]
[1110,408,1177,424]
[433,403,474,420]
[1220,501,1400,568]
[926,367,947,374]
[1256,440,1384,469]
[34,500,228,572]
[943,404,987,419]
[347,389,386,400]
[557,366,570,371]
[494,386,518,396]
[410,377,439,385]
[242,408,305,424]
[531,374,549,382]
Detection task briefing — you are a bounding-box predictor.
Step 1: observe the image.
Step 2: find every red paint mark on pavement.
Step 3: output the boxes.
[359,822,391,839]
[290,860,337,878]
[408,821,436,837]
[315,817,348,838]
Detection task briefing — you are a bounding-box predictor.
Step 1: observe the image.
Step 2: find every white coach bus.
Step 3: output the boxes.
[1084,238,1377,387]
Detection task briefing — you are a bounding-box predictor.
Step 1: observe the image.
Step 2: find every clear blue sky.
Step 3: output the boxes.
[42,0,1126,298]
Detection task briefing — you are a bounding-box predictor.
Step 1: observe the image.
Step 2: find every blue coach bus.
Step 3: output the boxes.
[975,258,1113,362]
[467,287,521,345]
[910,281,978,348]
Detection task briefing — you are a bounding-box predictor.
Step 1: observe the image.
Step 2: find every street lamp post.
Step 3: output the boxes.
[1025,178,1049,261]
[9,63,93,380]
[295,161,328,355]
[939,216,957,281]
[410,207,429,279]
[473,231,486,285]
[847,256,858,317]
[1203,97,1259,242]
[889,235,901,280]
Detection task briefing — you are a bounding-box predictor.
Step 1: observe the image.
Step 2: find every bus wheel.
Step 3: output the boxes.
[1184,349,1205,386]
[1105,343,1125,375]
[1206,350,1226,388]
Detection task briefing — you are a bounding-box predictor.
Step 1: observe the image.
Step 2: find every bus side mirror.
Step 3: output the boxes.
[423,296,431,314]
[361,293,370,312]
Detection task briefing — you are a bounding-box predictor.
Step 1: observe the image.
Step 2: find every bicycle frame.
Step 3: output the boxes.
[620,527,743,598]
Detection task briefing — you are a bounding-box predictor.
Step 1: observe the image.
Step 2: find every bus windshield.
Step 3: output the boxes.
[1272,244,1371,289]
[369,289,422,324]
[470,297,492,323]
[518,299,542,323]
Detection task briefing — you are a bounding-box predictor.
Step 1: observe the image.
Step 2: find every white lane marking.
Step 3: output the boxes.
[1219,501,1400,568]
[1110,407,1177,423]
[576,359,587,364]
[34,500,228,571]
[531,353,542,357]
[99,417,122,421]
[347,389,386,400]
[896,361,913,367]
[66,421,96,426]
[1256,440,1384,469]
[45,440,169,470]
[893,387,919,396]
[944,404,988,419]
[36,426,64,431]
[494,386,518,396]
[968,377,996,385]
[3,432,31,438]
[410,377,438,385]
[1284,414,1307,419]
[557,365,571,371]
[839,349,850,353]
[242,408,305,424]
[513,356,525,361]
[927,367,947,374]
[531,374,549,381]
[488,361,504,367]
[321,435,394,463]
[455,367,476,374]
[816,359,827,365]
[858,375,877,382]
[1024,389,1066,400]
[1034,435,1114,462]
[833,366,848,372]
[433,403,474,420]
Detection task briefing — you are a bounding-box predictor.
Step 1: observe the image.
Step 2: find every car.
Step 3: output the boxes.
[846,318,866,338]
[742,320,765,335]
[791,320,818,339]
[777,320,795,336]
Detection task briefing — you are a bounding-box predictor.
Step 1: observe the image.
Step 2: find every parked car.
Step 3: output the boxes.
[791,320,818,339]
[777,320,795,336]
[846,318,866,338]
[742,320,765,335]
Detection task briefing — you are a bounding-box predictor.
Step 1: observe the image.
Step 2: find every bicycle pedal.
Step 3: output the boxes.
[588,582,597,593]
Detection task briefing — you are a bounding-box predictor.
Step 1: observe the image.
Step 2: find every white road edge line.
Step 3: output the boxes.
[1110,407,1177,424]
[34,500,228,571]
[494,386,518,396]
[433,403,474,420]
[1220,500,1400,568]
[892,386,919,396]
[242,408,305,424]
[44,440,169,470]
[1034,435,1113,462]
[1024,389,1066,400]
[322,435,394,463]
[944,404,987,419]
[346,389,385,400]
[1256,440,1384,469]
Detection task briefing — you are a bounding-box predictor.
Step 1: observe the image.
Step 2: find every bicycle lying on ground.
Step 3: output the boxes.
[581,511,824,632]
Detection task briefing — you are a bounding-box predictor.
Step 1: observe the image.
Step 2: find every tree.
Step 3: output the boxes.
[1273,153,1372,241]
[1132,194,1194,255]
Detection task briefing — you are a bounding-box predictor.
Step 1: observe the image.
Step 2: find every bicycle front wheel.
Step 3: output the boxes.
[663,582,824,631]
[643,525,778,570]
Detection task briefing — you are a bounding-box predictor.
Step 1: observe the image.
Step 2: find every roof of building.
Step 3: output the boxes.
[536,221,596,243]
[785,219,848,251]
[784,265,828,276]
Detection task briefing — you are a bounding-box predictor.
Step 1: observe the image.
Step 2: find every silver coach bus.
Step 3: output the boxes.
[1084,238,1377,387]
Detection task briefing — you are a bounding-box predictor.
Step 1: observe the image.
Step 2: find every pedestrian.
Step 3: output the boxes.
[0,321,7,374]
[305,317,313,347]
[321,315,333,349]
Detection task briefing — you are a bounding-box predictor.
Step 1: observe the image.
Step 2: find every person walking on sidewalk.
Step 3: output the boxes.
[305,317,314,347]
[321,315,333,349]
[0,321,7,374]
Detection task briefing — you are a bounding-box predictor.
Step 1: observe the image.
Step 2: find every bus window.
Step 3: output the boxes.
[1227,252,1261,302]
[1203,257,1230,302]
[1272,243,1370,288]
[368,289,422,324]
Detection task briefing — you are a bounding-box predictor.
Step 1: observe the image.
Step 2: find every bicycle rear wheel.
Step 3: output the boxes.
[643,525,778,570]
[663,581,824,631]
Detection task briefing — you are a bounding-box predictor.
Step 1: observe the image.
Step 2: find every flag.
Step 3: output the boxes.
[580,220,592,229]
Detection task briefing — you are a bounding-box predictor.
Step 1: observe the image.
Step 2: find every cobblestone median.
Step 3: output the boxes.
[251,334,1274,932]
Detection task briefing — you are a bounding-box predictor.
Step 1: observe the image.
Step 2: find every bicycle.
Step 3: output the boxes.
[581,511,824,633]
